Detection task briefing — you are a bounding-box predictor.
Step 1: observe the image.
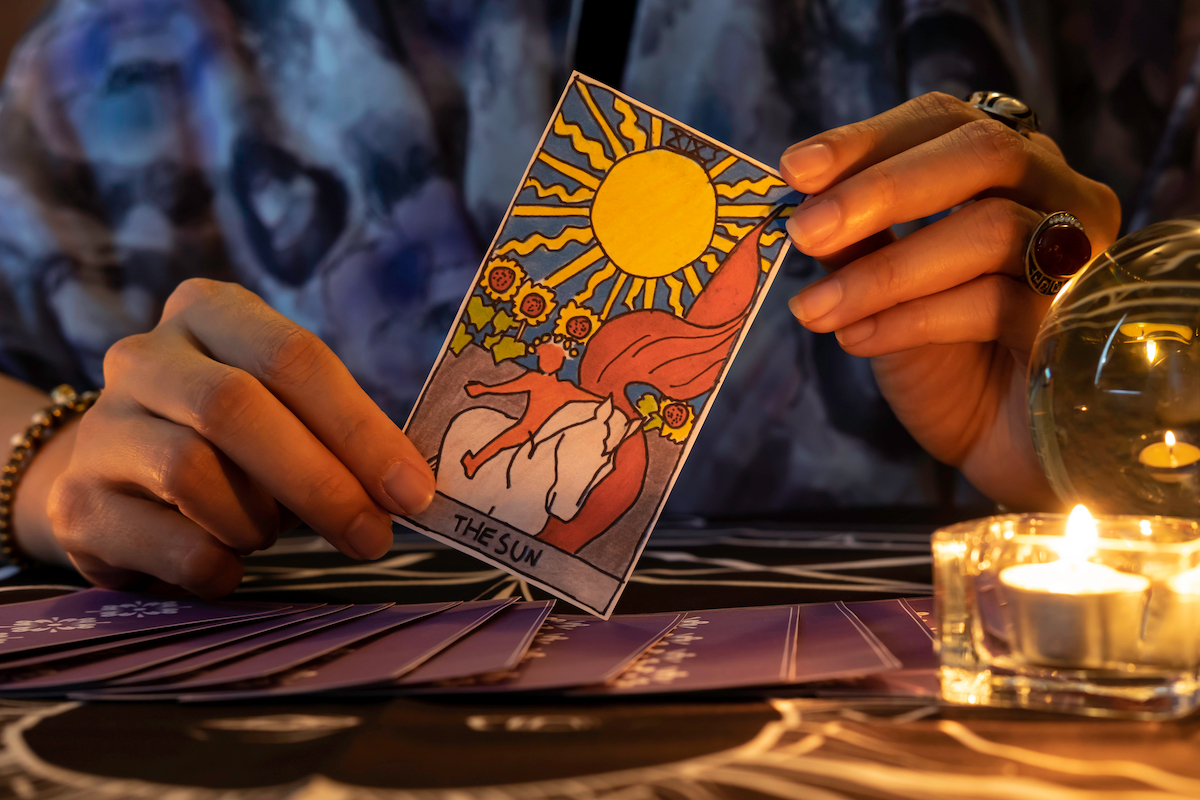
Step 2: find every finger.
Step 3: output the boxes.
[162,279,435,517]
[813,228,898,272]
[53,490,243,599]
[83,399,280,554]
[786,119,1120,258]
[830,274,1051,358]
[780,92,986,193]
[790,199,1043,332]
[103,331,396,561]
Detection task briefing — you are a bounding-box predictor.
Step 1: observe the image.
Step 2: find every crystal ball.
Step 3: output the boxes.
[1029,217,1200,517]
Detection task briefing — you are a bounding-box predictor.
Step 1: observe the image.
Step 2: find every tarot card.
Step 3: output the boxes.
[0,604,319,671]
[163,602,456,695]
[398,73,798,617]
[0,589,293,656]
[188,599,516,700]
[829,598,939,698]
[102,605,357,688]
[0,606,332,691]
[394,600,555,686]
[419,612,683,693]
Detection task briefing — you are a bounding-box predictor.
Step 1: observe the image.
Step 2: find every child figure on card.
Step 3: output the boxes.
[461,336,603,480]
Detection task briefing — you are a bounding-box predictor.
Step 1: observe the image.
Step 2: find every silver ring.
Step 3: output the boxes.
[968,91,1040,137]
[1025,211,1090,296]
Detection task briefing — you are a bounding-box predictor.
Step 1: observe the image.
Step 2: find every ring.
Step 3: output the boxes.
[1025,211,1091,296]
[967,91,1040,137]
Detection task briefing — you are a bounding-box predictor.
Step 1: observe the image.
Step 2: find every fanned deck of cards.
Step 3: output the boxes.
[397,73,798,616]
[0,589,935,701]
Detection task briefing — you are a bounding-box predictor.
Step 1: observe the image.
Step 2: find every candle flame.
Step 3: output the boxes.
[1167,430,1177,448]
[1147,340,1158,363]
[1061,504,1098,563]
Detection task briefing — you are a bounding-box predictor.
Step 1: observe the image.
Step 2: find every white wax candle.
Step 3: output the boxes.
[1142,566,1200,668]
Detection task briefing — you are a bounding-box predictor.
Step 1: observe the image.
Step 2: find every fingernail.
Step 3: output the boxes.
[346,511,393,560]
[786,199,841,249]
[789,278,843,323]
[383,460,436,515]
[780,143,832,183]
[835,318,876,347]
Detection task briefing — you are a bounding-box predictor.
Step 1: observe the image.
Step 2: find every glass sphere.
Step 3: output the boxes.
[1029,217,1200,517]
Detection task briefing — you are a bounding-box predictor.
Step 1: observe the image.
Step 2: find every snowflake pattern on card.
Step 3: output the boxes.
[6,617,106,634]
[86,600,191,619]
[610,616,707,688]
[431,616,590,688]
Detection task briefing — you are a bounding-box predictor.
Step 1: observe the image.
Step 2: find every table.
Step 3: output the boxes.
[1,524,1197,800]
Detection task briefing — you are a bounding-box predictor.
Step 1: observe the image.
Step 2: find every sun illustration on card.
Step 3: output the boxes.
[406,74,796,617]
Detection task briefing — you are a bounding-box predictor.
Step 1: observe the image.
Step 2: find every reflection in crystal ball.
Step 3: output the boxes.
[1029,217,1200,517]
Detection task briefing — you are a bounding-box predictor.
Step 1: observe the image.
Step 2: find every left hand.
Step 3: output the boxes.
[779,92,1121,509]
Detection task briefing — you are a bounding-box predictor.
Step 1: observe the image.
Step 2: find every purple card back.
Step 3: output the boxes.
[842,598,937,670]
[423,612,683,693]
[0,605,333,690]
[193,599,516,700]
[903,597,936,633]
[0,589,292,655]
[597,605,799,694]
[395,600,555,686]
[171,602,454,693]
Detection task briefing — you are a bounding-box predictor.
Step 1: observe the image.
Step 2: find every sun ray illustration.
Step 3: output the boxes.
[545,244,605,287]
[719,221,756,238]
[513,204,590,217]
[499,77,795,320]
[576,262,618,303]
[708,155,738,179]
[664,275,686,315]
[496,225,593,256]
[614,98,647,151]
[718,204,775,219]
[716,175,786,198]
[553,115,613,171]
[577,82,628,160]
[603,272,628,318]
[537,151,601,189]
[525,177,595,203]
[625,277,644,310]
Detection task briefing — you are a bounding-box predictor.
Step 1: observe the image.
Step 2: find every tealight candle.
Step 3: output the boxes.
[1000,505,1150,668]
[1139,431,1200,483]
[1141,565,1200,668]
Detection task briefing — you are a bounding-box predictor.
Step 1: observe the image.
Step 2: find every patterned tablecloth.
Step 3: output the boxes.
[0,525,1197,800]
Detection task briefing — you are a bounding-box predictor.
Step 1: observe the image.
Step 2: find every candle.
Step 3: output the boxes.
[1141,565,1200,668]
[1139,431,1200,484]
[1000,505,1150,668]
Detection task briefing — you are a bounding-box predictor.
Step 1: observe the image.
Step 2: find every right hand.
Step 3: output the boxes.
[46,279,436,598]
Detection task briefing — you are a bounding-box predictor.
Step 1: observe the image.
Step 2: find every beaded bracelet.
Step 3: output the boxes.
[1,385,99,569]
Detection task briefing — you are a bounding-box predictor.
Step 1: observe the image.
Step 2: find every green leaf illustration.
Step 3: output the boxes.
[466,295,496,332]
[450,322,474,356]
[484,334,527,364]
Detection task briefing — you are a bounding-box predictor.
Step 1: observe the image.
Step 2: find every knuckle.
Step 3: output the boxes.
[102,333,150,384]
[155,436,218,505]
[973,275,1010,339]
[864,162,899,212]
[47,474,98,551]
[866,244,907,300]
[960,118,1026,168]
[164,278,222,316]
[190,366,258,441]
[255,324,325,388]
[971,198,1029,258]
[913,91,969,120]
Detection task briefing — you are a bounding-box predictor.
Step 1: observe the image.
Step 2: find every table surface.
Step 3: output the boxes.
[1,524,1198,800]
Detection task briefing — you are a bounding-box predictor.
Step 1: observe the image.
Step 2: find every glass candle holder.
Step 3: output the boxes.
[933,509,1200,719]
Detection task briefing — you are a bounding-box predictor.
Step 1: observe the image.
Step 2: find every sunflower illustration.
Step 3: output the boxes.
[635,393,696,444]
[480,257,526,302]
[512,280,557,327]
[553,300,602,344]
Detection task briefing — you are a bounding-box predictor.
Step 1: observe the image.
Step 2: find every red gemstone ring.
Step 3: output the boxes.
[1024,211,1092,296]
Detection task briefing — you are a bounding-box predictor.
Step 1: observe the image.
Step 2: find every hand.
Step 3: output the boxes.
[44,279,436,597]
[779,92,1121,509]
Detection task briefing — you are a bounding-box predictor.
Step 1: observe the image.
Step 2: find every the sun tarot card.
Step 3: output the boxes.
[398,73,797,616]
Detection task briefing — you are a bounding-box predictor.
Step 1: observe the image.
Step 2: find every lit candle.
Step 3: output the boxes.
[1139,431,1200,483]
[1141,565,1200,668]
[1000,505,1150,668]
